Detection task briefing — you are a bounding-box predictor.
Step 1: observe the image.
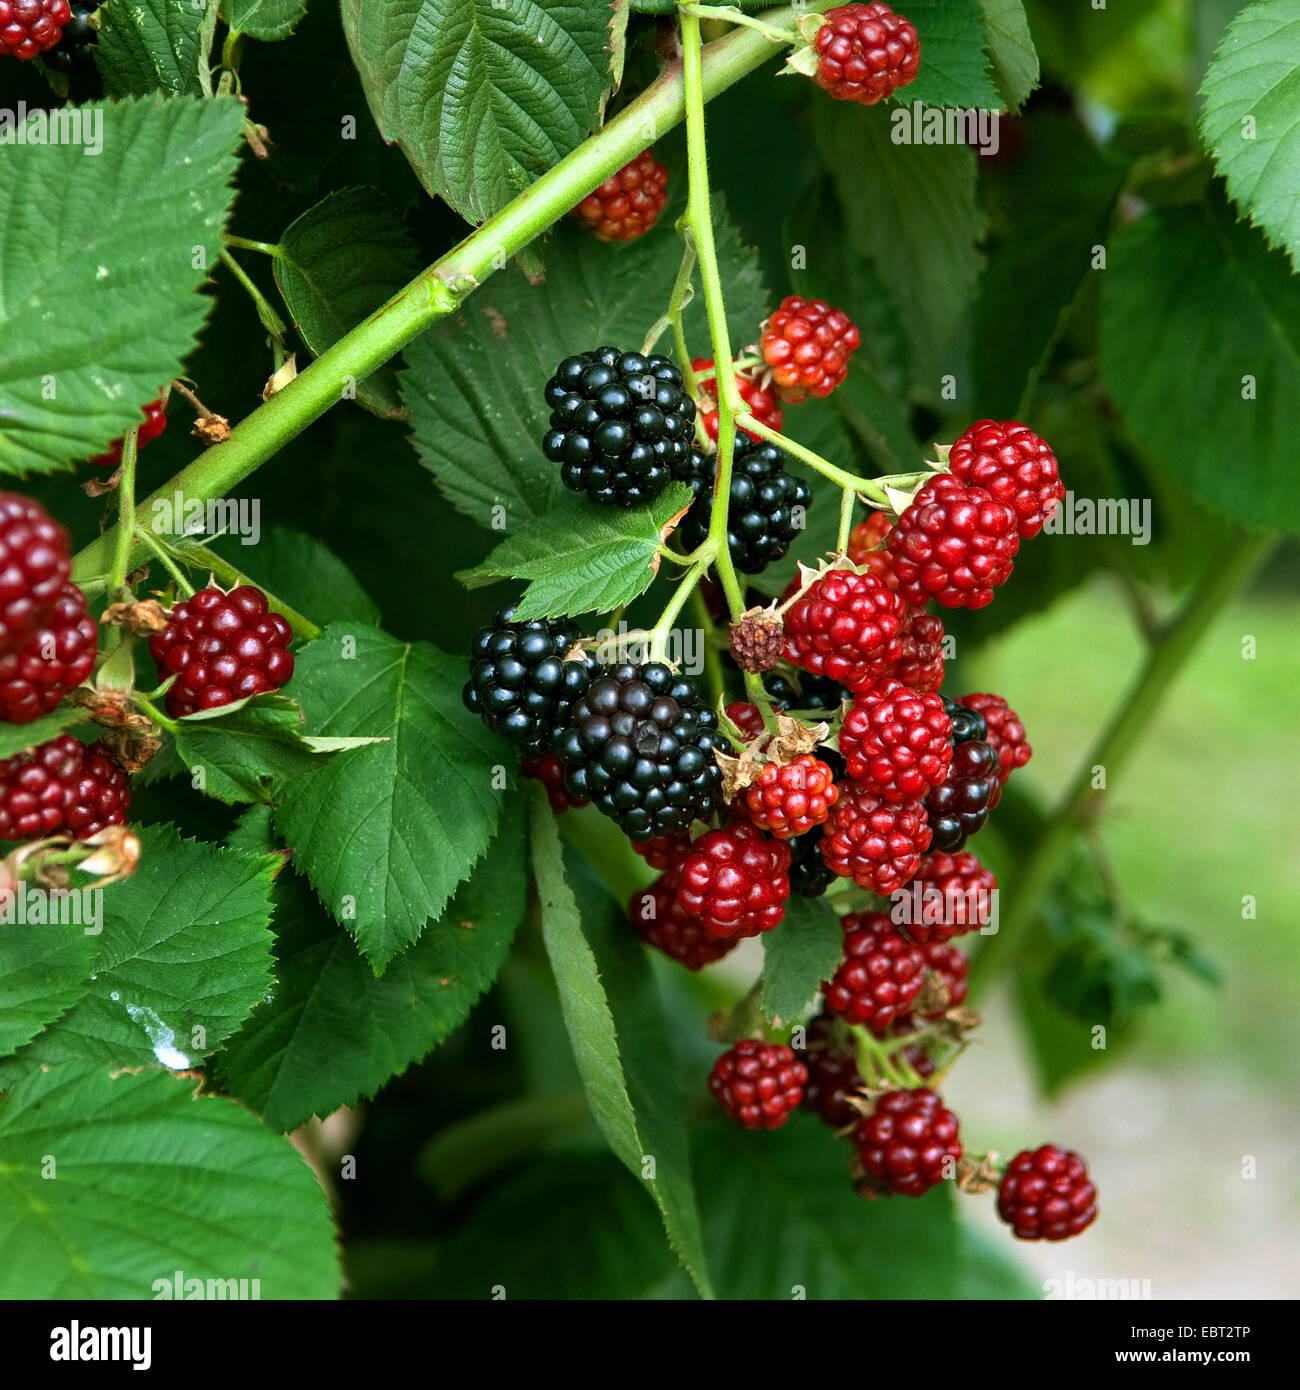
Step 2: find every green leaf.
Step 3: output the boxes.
[529,788,714,1297]
[0,1065,339,1298]
[273,188,420,419]
[1100,194,1300,534]
[566,847,714,1297]
[214,800,526,1132]
[170,691,382,805]
[340,0,612,224]
[272,625,505,974]
[0,824,276,1081]
[974,110,1129,416]
[1200,0,1300,268]
[811,101,985,392]
[209,527,380,628]
[979,0,1040,109]
[762,894,842,1027]
[416,1091,593,1200]
[0,912,103,1059]
[458,483,694,620]
[418,1153,680,1298]
[691,1115,962,1298]
[0,97,245,477]
[399,205,767,530]
[896,0,1002,110]
[95,0,204,97]
[0,709,94,761]
[223,0,309,42]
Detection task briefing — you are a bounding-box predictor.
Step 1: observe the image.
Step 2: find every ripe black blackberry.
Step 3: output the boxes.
[924,738,1000,852]
[43,0,98,72]
[463,607,591,758]
[551,662,725,838]
[764,670,850,714]
[789,823,836,896]
[543,347,696,507]
[942,694,987,746]
[672,438,811,573]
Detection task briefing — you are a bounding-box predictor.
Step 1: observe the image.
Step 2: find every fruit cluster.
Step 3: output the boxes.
[462,225,1091,1241]
[0,479,301,851]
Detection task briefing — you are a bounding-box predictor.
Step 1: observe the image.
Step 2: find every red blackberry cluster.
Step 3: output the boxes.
[0,493,72,656]
[709,1039,807,1130]
[887,475,1019,610]
[570,150,668,242]
[691,358,784,443]
[0,0,70,58]
[998,1145,1097,1241]
[744,754,838,838]
[760,296,860,401]
[90,396,168,468]
[891,607,945,693]
[673,438,812,574]
[0,583,96,723]
[150,585,295,719]
[838,676,952,802]
[902,851,997,944]
[823,911,925,1032]
[846,510,896,586]
[543,347,696,507]
[810,3,921,107]
[797,1013,864,1129]
[948,419,1065,539]
[463,607,590,758]
[551,662,725,838]
[729,609,786,674]
[0,734,129,842]
[783,568,904,691]
[724,700,767,741]
[630,873,739,971]
[917,941,969,1015]
[819,780,930,894]
[676,820,791,938]
[853,1087,961,1197]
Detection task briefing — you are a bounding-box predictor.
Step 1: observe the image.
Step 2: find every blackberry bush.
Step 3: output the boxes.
[0,0,1265,1312]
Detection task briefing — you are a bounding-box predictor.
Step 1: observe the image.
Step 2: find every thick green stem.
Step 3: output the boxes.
[737,412,893,502]
[681,8,748,625]
[649,553,713,662]
[970,530,1278,990]
[72,3,829,585]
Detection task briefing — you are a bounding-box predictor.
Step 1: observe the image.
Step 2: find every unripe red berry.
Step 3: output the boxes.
[570,150,668,242]
[947,419,1064,539]
[760,296,860,401]
[744,754,838,838]
[676,821,791,938]
[853,1086,961,1197]
[783,568,905,692]
[810,3,921,108]
[708,1038,807,1129]
[838,676,952,802]
[887,475,1019,610]
[998,1145,1097,1241]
